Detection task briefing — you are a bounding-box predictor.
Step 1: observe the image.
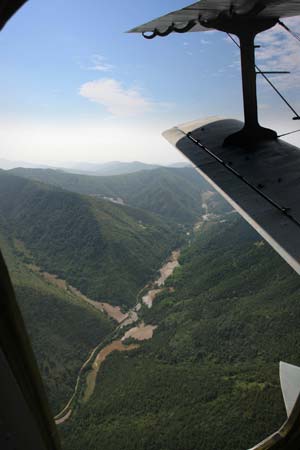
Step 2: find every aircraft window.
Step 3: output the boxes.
[1,2,300,450]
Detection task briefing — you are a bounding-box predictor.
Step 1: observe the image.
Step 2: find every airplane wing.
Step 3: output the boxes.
[128,0,300,34]
[130,4,300,448]
[246,362,300,449]
[163,118,300,275]
[280,362,300,418]
[130,0,300,277]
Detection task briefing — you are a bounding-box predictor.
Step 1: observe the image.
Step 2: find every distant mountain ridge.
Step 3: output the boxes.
[64,160,162,176]
[10,166,208,224]
[0,159,191,176]
[0,158,50,170]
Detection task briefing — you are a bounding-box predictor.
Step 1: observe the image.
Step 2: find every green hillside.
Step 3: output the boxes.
[0,221,113,413]
[0,170,180,307]
[10,166,209,224]
[61,215,300,450]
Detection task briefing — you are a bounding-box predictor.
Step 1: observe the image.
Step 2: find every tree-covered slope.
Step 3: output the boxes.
[61,216,300,450]
[10,166,208,223]
[0,170,180,307]
[0,221,113,414]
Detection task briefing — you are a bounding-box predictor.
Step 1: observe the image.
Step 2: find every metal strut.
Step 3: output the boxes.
[227,33,300,121]
[192,13,279,146]
[217,22,278,145]
[141,11,296,147]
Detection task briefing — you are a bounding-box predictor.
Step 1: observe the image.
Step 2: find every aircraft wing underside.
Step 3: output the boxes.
[163,118,300,276]
[128,0,300,34]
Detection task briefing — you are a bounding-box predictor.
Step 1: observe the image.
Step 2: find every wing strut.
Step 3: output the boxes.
[129,1,300,146]
[227,33,300,122]
[198,15,278,146]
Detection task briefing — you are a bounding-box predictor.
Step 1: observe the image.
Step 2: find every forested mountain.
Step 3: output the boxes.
[0,170,181,307]
[10,166,209,224]
[0,222,113,413]
[0,165,205,416]
[3,165,295,450]
[61,215,300,450]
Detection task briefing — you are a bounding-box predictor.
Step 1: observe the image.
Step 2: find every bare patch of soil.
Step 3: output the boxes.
[156,250,180,287]
[121,322,157,342]
[142,289,163,308]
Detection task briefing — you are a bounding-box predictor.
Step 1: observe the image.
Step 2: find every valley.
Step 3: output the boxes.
[0,166,206,416]
[0,169,182,307]
[1,163,300,450]
[60,215,300,450]
[54,246,182,424]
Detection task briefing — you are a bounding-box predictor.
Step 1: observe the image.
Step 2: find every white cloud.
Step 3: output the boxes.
[224,18,300,92]
[79,78,153,117]
[79,54,114,72]
[86,54,114,72]
[256,17,300,90]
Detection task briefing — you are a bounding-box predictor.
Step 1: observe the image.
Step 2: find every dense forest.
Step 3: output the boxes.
[0,166,206,414]
[0,170,184,307]
[61,215,300,450]
[10,166,210,224]
[0,222,113,412]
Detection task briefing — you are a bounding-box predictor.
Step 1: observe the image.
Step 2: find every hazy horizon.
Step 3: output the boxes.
[0,156,191,170]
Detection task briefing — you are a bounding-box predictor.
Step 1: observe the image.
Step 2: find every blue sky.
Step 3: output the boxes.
[0,0,300,165]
